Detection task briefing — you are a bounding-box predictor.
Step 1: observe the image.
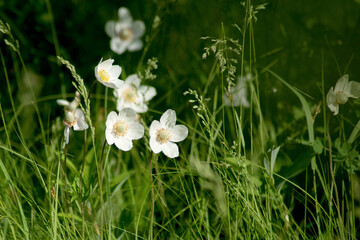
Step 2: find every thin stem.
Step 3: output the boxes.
[87,80,97,100]
[149,153,154,240]
[79,129,87,239]
[99,140,107,240]
[326,113,344,239]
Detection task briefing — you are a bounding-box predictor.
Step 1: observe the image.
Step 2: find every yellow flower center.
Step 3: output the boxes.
[123,87,137,103]
[119,28,134,41]
[336,91,348,105]
[113,121,129,136]
[98,69,110,82]
[156,128,171,144]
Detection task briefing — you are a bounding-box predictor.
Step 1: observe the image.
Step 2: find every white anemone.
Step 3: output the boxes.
[223,74,251,108]
[95,59,124,89]
[105,7,145,55]
[105,108,144,151]
[63,109,89,144]
[149,109,188,158]
[114,74,156,113]
[326,74,360,115]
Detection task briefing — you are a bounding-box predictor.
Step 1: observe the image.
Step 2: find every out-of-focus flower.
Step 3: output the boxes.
[114,74,156,113]
[57,92,88,144]
[63,109,88,144]
[149,109,188,158]
[95,59,124,89]
[223,74,251,108]
[326,74,360,115]
[105,108,144,151]
[105,7,145,55]
[57,92,80,112]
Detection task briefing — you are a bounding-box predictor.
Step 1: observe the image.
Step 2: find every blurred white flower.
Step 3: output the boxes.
[105,7,145,55]
[57,91,80,112]
[114,74,156,113]
[95,59,124,89]
[149,109,188,158]
[326,74,360,115]
[63,109,88,144]
[57,92,88,144]
[105,108,144,151]
[223,74,251,108]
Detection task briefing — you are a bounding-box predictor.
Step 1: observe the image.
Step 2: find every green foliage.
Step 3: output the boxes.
[1,0,360,239]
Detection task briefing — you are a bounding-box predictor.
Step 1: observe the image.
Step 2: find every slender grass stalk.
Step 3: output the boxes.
[326,113,344,239]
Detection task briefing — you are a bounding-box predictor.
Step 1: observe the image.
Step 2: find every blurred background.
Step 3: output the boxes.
[1,0,360,117]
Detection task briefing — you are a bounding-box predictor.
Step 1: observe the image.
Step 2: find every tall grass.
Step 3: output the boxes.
[0,0,360,239]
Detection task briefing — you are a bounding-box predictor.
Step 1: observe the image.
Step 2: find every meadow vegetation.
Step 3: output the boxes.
[1,0,360,239]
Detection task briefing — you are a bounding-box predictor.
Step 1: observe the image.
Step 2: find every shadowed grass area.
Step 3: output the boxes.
[1,0,360,239]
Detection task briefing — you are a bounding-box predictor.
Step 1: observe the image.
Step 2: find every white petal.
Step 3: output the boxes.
[132,20,145,38]
[74,109,89,131]
[125,74,141,87]
[161,142,179,158]
[64,126,70,144]
[114,136,133,151]
[328,103,339,115]
[131,103,148,113]
[110,38,129,55]
[170,125,188,142]
[128,122,144,140]
[98,59,114,70]
[334,74,349,92]
[109,65,122,79]
[56,99,70,106]
[102,79,124,89]
[106,111,118,128]
[105,20,116,38]
[139,86,156,101]
[160,109,176,129]
[120,108,137,121]
[115,99,126,112]
[345,81,360,98]
[106,129,116,145]
[118,7,133,23]
[326,87,337,106]
[128,39,143,52]
[149,137,161,153]
[149,120,161,137]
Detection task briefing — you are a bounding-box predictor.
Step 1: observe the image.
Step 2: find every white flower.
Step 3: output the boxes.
[57,92,88,144]
[63,109,89,144]
[326,74,360,115]
[56,91,80,112]
[105,7,145,55]
[105,108,144,151]
[149,109,188,158]
[114,74,156,113]
[95,59,124,89]
[223,74,251,108]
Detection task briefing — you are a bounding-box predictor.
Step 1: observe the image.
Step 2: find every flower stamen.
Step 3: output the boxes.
[99,69,110,82]
[113,121,129,136]
[123,87,137,103]
[156,128,171,144]
[119,28,134,41]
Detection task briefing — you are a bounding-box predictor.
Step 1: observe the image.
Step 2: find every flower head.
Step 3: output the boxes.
[105,108,144,151]
[223,74,251,108]
[326,74,360,115]
[95,59,124,89]
[114,74,156,113]
[57,93,88,144]
[105,7,145,55]
[149,109,188,158]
